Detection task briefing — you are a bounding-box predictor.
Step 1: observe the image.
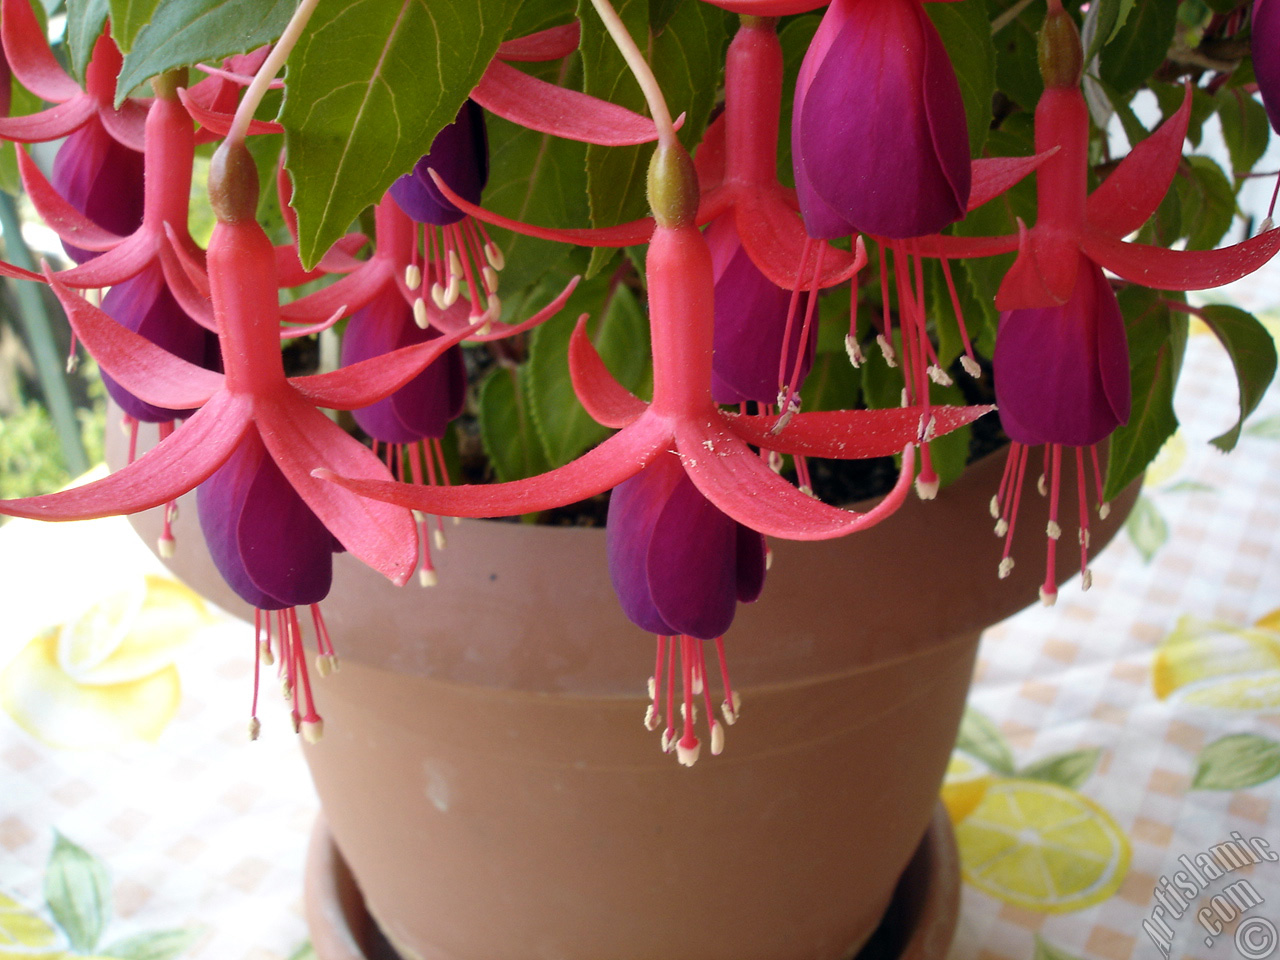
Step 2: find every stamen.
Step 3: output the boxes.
[844,333,864,368]
[404,263,422,290]
[484,241,505,271]
[413,297,430,329]
[715,637,738,726]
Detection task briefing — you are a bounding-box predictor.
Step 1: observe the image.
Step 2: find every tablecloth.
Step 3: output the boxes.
[1,272,1278,960]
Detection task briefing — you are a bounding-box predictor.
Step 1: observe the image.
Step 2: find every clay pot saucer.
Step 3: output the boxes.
[303,804,962,960]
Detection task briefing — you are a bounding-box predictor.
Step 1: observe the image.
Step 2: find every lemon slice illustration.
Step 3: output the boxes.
[0,892,65,960]
[1153,615,1280,709]
[955,780,1130,913]
[941,754,993,824]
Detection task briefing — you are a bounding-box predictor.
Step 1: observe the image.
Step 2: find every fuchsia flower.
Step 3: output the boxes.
[50,119,144,264]
[390,100,488,227]
[792,0,970,240]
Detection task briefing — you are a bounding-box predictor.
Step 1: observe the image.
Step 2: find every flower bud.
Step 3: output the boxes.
[647,140,699,229]
[1038,3,1083,90]
[209,140,260,223]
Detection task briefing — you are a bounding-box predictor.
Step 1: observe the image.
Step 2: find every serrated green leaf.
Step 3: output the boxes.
[1194,305,1279,452]
[283,0,521,268]
[44,832,111,953]
[66,0,110,81]
[927,0,995,157]
[478,364,552,483]
[1098,1,1177,98]
[1246,414,1280,439]
[955,707,1016,776]
[117,0,295,102]
[1019,747,1101,789]
[1216,88,1272,181]
[1124,494,1168,563]
[1103,289,1186,502]
[103,927,206,960]
[110,0,161,52]
[1083,0,1136,63]
[506,0,575,39]
[527,276,650,467]
[991,0,1042,111]
[1193,734,1280,791]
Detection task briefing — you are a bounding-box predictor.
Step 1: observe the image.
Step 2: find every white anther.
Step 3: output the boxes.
[66,354,80,374]
[679,702,697,723]
[877,334,897,367]
[1261,217,1275,234]
[157,535,175,559]
[404,263,422,290]
[1039,585,1057,607]
[767,450,784,473]
[482,266,499,294]
[676,738,701,767]
[710,720,724,756]
[419,568,439,587]
[994,518,1009,537]
[915,475,939,500]
[301,718,325,743]
[316,654,331,678]
[1079,528,1090,547]
[1046,520,1062,540]
[799,484,815,498]
[1082,568,1093,591]
[647,676,656,700]
[644,704,660,731]
[413,298,430,329]
[1037,474,1048,496]
[484,242,505,270]
[765,547,773,571]
[248,717,261,741]
[434,528,446,551]
[998,557,1015,579]
[660,729,676,753]
[845,333,864,368]
[430,282,447,310]
[961,355,981,378]
[448,250,464,280]
[927,365,952,387]
[1098,502,1111,520]
[691,672,704,696]
[989,495,1001,519]
[281,679,292,701]
[922,415,938,442]
[258,642,275,667]
[443,275,461,307]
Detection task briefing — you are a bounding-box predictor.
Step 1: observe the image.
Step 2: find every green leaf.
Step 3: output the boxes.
[1176,156,1236,250]
[1246,414,1280,440]
[927,0,995,157]
[1192,734,1280,791]
[103,927,206,960]
[506,0,575,38]
[1103,288,1186,502]
[1195,305,1278,452]
[117,0,295,102]
[991,0,1042,111]
[110,0,161,52]
[527,275,650,467]
[1020,747,1102,789]
[1150,82,1216,149]
[1124,494,1168,563]
[0,82,45,195]
[478,365,552,483]
[1083,0,1136,63]
[955,707,1016,776]
[1034,935,1086,960]
[66,0,110,81]
[1165,479,1214,493]
[799,351,861,413]
[775,14,819,188]
[286,942,318,960]
[1216,88,1272,181]
[578,0,725,275]
[283,0,521,268]
[44,833,111,953]
[1098,1,1177,98]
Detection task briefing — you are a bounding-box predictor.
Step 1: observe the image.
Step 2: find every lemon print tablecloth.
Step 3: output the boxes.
[2,308,1279,959]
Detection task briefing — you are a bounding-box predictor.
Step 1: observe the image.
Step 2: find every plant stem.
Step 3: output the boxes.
[588,0,677,148]
[228,0,322,146]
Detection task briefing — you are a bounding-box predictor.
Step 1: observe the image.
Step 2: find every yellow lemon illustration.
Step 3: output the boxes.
[1152,614,1280,709]
[1143,432,1187,489]
[955,780,1130,913]
[941,754,993,824]
[0,575,211,749]
[0,892,65,960]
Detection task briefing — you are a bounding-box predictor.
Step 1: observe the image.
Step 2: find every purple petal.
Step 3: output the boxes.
[735,524,767,604]
[1254,0,1280,133]
[197,429,335,610]
[50,119,144,263]
[340,285,466,442]
[707,215,815,404]
[99,262,220,422]
[390,100,488,226]
[795,0,970,239]
[993,256,1131,447]
[606,454,682,635]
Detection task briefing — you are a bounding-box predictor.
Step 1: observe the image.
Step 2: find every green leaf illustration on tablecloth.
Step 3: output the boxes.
[1033,935,1085,960]
[1153,609,1280,709]
[2,834,202,960]
[1192,734,1280,790]
[1124,432,1217,564]
[1245,414,1280,440]
[947,710,1130,914]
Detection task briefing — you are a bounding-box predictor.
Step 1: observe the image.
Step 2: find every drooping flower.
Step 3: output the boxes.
[993,256,1130,449]
[792,0,970,241]
[1254,0,1280,134]
[50,120,144,263]
[706,214,814,405]
[391,99,488,227]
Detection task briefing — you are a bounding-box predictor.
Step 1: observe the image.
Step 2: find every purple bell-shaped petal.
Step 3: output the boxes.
[340,285,466,442]
[993,255,1131,448]
[792,0,970,239]
[707,214,816,404]
[197,429,338,610]
[1254,0,1280,133]
[390,99,489,226]
[50,118,144,263]
[99,262,220,423]
[607,453,767,640]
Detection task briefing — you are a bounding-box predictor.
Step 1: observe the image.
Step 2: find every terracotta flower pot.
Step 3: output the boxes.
[115,419,1137,960]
